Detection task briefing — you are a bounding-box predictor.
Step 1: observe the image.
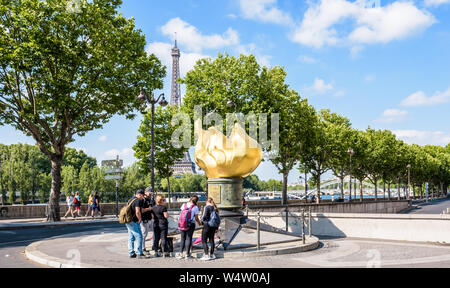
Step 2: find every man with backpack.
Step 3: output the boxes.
[141,187,154,254]
[200,197,220,261]
[176,195,202,259]
[122,189,150,259]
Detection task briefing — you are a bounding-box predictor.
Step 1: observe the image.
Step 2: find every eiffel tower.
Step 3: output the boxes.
[170,38,196,175]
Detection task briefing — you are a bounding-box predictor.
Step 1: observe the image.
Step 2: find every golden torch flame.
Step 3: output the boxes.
[194,119,263,179]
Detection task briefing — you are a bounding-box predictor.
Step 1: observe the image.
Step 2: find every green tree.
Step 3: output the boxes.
[133,105,186,197]
[304,110,348,203]
[0,0,165,220]
[181,53,317,205]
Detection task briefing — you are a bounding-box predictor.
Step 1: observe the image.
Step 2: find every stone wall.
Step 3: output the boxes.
[0,199,410,219]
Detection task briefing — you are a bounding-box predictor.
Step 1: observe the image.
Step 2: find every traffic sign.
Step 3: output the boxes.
[105,168,123,174]
[105,174,123,180]
[101,159,123,168]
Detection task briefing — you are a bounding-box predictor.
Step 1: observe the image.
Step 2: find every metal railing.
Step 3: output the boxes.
[253,206,313,251]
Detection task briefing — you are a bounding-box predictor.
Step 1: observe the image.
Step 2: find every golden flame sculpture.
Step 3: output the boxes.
[194,119,263,179]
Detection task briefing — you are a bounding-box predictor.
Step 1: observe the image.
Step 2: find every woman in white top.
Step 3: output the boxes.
[176,195,202,259]
[64,192,74,218]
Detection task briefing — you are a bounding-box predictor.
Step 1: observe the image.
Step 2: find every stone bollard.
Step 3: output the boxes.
[257,211,261,251]
[301,209,305,245]
[308,207,312,238]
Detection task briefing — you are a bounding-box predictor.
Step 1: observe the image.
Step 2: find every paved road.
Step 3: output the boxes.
[0,222,123,268]
[407,198,450,214]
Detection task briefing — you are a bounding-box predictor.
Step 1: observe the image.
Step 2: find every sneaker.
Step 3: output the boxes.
[185,254,194,259]
[154,252,161,258]
[137,254,150,259]
[129,253,137,259]
[175,253,184,259]
[200,255,211,261]
[209,254,216,260]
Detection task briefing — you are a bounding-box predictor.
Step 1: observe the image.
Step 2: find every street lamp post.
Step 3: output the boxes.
[138,89,168,194]
[347,149,354,202]
[407,164,411,201]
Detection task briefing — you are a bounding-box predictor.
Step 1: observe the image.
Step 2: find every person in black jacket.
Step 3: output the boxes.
[152,195,170,257]
[200,197,219,261]
[140,188,154,254]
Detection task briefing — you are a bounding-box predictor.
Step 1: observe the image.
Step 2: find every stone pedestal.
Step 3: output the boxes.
[207,178,246,250]
[207,177,243,212]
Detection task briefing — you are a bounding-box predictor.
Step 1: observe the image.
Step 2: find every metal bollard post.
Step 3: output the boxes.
[285,206,289,232]
[308,206,312,238]
[257,211,261,251]
[301,209,305,244]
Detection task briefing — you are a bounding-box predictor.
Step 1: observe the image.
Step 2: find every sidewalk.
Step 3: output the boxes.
[0,216,119,230]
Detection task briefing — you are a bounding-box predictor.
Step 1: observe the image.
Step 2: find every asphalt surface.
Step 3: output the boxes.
[407,198,450,214]
[0,222,123,268]
[23,226,450,268]
[1,198,449,268]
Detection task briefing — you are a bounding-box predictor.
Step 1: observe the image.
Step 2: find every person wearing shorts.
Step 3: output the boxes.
[73,192,82,217]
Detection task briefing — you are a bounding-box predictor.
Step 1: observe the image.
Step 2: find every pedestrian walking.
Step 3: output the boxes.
[152,195,170,258]
[176,195,201,259]
[141,188,154,254]
[92,192,102,217]
[124,189,149,259]
[73,192,82,217]
[85,193,94,217]
[200,197,220,261]
[64,192,74,218]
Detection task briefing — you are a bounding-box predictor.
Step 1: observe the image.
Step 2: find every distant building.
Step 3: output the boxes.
[169,38,196,176]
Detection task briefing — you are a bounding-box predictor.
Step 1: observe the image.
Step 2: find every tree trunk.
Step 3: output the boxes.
[340,176,344,199]
[48,154,63,222]
[359,179,363,202]
[282,171,288,206]
[316,173,321,204]
[383,180,386,201]
[374,179,378,201]
[419,184,423,199]
[440,182,444,198]
[430,182,434,199]
[388,182,391,200]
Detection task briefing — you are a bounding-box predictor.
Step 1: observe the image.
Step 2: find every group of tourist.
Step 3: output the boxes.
[64,191,102,218]
[125,188,220,261]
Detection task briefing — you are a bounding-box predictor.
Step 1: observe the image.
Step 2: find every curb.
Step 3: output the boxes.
[25,236,319,267]
[0,219,119,231]
[220,236,320,258]
[25,241,105,268]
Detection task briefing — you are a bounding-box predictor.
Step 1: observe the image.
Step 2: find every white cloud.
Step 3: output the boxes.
[308,78,334,94]
[98,135,107,142]
[365,74,375,82]
[161,18,239,53]
[424,0,450,7]
[376,109,408,123]
[401,88,450,107]
[392,130,450,146]
[236,43,272,66]
[292,0,435,49]
[333,90,345,98]
[238,0,294,26]
[298,55,317,64]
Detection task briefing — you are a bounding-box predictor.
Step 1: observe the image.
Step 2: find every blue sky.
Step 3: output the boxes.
[1,0,450,184]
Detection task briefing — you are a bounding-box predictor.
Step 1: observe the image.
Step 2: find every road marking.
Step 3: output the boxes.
[294,239,450,267]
